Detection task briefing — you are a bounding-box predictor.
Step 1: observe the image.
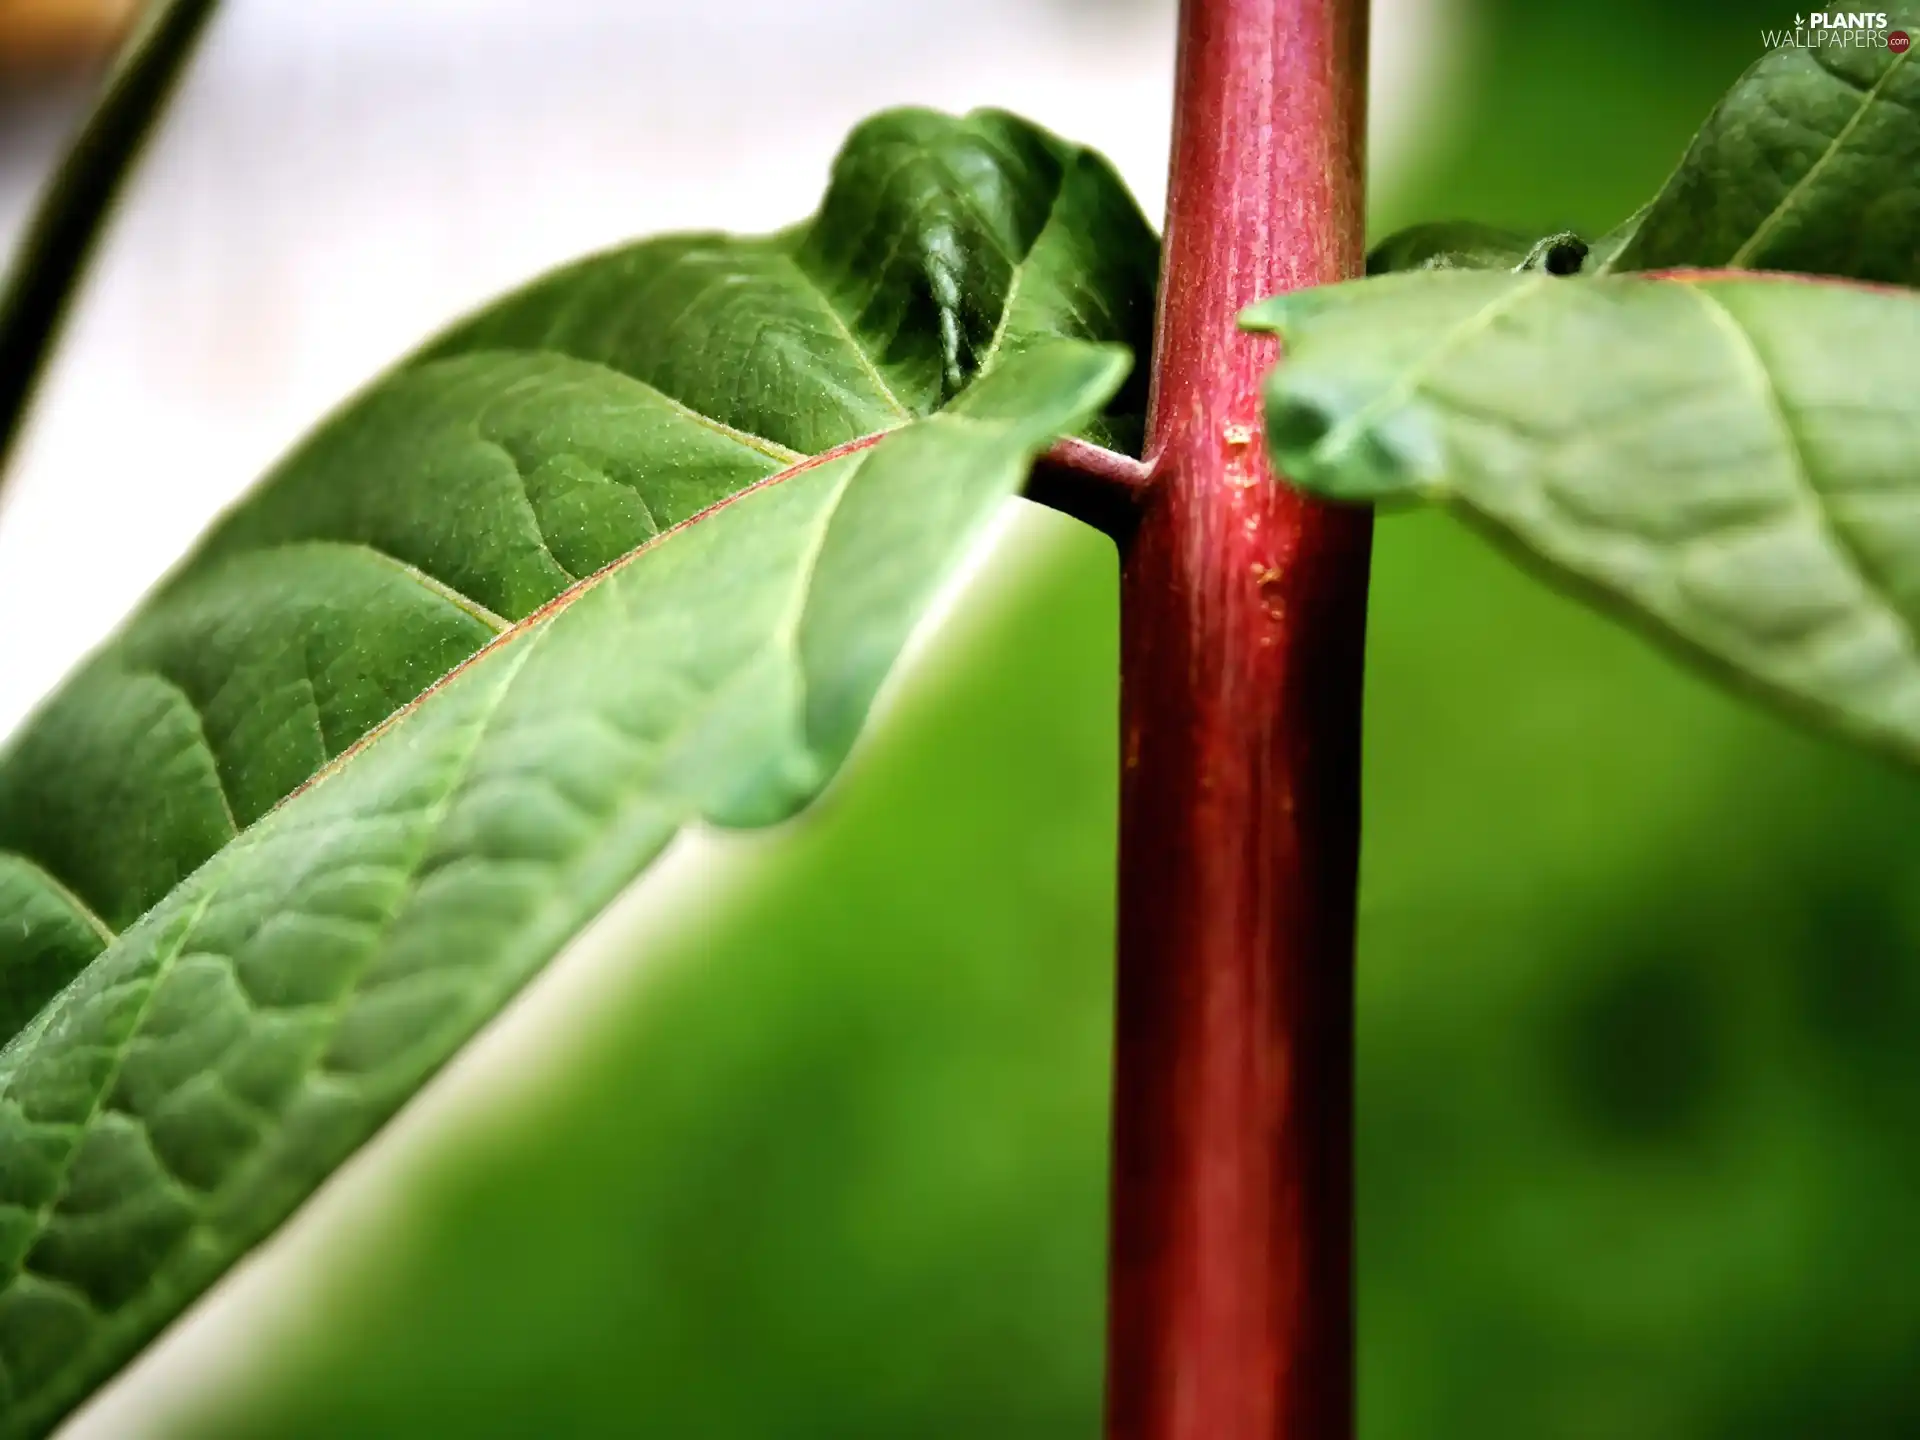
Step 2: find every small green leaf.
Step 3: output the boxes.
[0,104,1150,1436]
[1602,20,1919,280]
[1366,221,1589,276]
[1244,269,1920,767]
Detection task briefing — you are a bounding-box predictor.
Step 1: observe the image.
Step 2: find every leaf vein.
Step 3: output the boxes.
[974,158,1074,382]
[313,541,510,633]
[778,251,914,419]
[3,882,220,1299]
[142,671,239,843]
[1686,282,1920,659]
[0,853,115,946]
[1730,48,1913,268]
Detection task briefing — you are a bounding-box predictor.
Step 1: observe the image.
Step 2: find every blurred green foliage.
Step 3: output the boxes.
[179,1,1920,1436]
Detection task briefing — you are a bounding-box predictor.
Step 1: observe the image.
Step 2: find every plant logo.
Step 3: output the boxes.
[1763,10,1902,46]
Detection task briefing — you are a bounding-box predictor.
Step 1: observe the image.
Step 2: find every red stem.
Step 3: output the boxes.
[1105,0,1370,1437]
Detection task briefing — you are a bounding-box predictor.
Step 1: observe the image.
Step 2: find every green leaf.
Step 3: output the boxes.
[1243,269,1920,767]
[0,0,217,490]
[1366,222,1589,276]
[0,102,1150,1436]
[425,108,1155,454]
[1601,22,1920,280]
[0,105,1154,1037]
[0,341,1126,1436]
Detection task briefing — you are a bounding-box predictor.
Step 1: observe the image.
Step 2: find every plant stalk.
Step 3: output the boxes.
[1105,0,1370,1435]
[0,0,217,501]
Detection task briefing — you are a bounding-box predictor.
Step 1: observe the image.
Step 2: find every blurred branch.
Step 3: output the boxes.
[0,0,216,505]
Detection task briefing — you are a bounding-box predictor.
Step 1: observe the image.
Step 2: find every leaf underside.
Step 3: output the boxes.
[1245,270,1920,767]
[0,105,1153,1437]
[1300,20,1920,765]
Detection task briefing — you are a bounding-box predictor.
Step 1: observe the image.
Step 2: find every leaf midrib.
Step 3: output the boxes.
[269,429,892,823]
[0,431,881,1363]
[1728,46,1913,268]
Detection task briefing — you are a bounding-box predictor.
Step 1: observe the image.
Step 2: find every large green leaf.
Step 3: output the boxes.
[1601,21,1919,279]
[0,341,1126,1436]
[1243,269,1920,767]
[0,102,1151,1436]
[0,106,1155,1040]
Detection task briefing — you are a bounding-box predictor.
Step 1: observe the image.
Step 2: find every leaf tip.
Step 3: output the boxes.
[1261,377,1440,506]
[1237,297,1295,335]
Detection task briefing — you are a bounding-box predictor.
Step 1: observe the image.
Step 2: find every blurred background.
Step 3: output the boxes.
[6,0,1920,1436]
